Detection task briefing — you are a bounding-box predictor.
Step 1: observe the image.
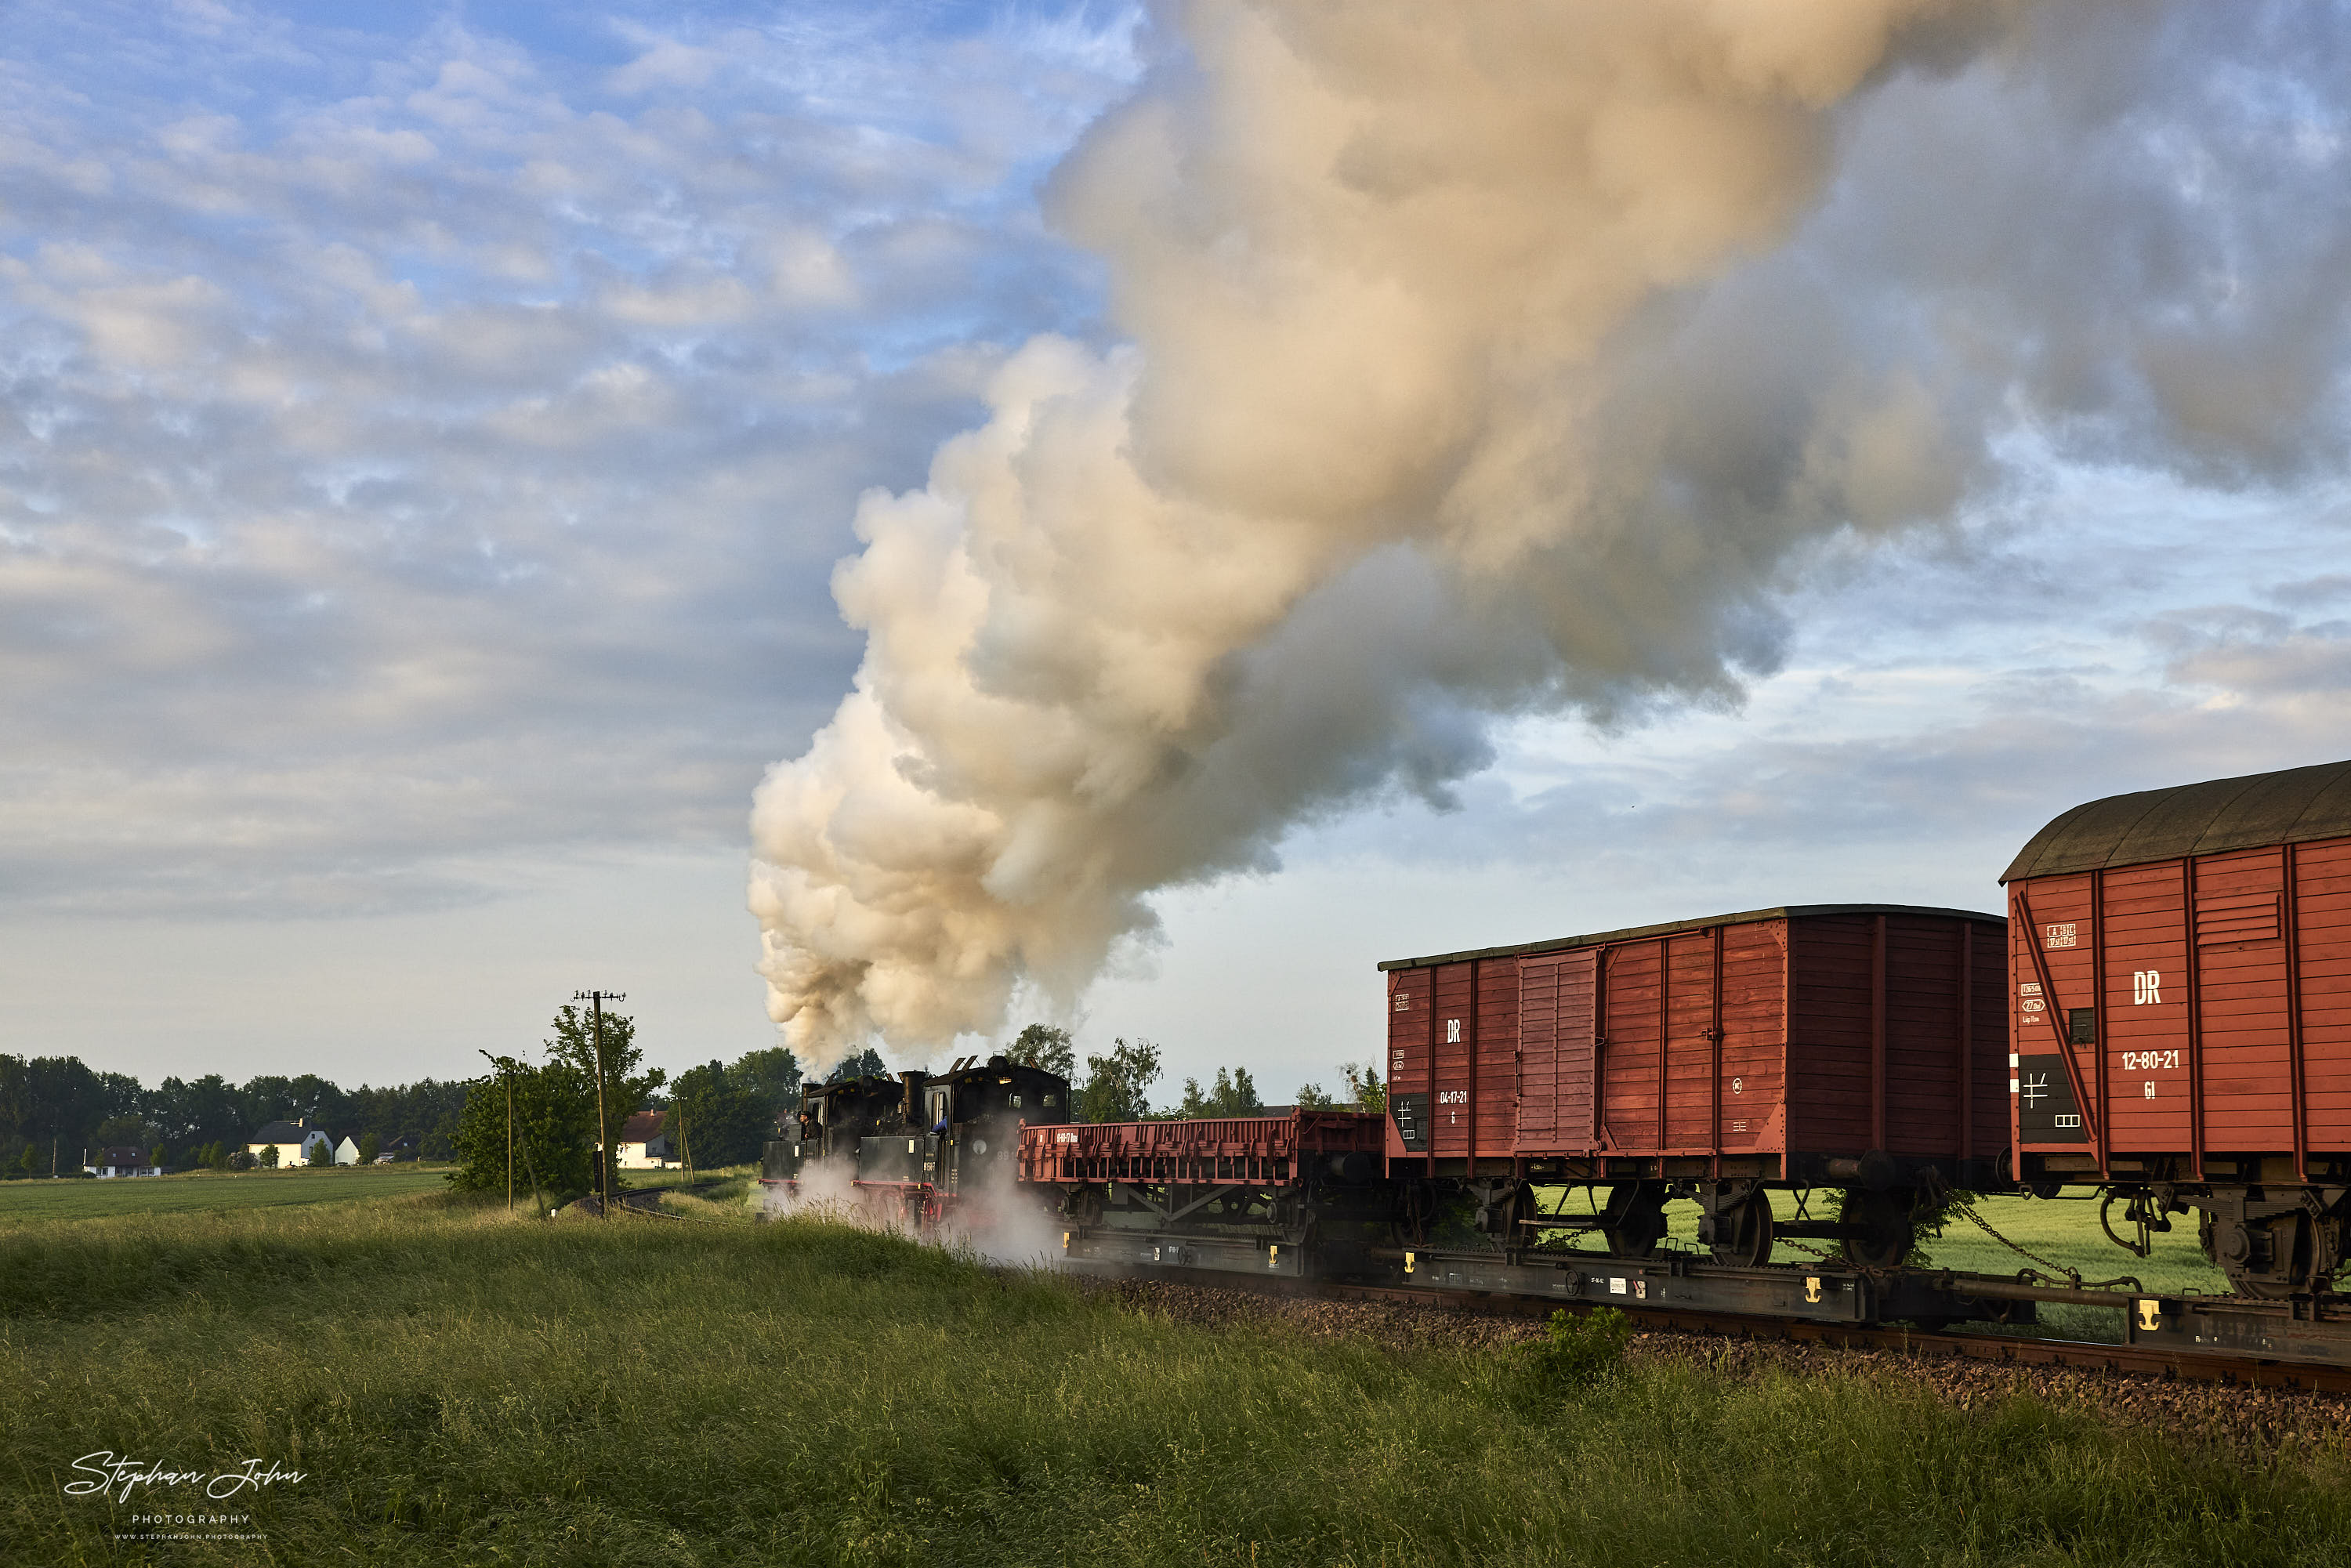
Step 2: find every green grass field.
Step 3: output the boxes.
[0,1167,452,1222]
[5,1182,2349,1566]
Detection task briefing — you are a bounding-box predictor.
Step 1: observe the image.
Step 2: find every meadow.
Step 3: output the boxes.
[0,1166,451,1222]
[5,1181,2348,1566]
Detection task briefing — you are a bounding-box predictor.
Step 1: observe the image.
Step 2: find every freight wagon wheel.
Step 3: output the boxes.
[1706,1190,1774,1268]
[2199,1208,2343,1299]
[1599,1182,1668,1259]
[1841,1188,1914,1270]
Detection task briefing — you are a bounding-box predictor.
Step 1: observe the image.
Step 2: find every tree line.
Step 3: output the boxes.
[0,1053,473,1176]
[4,1012,1386,1187]
[0,1025,815,1180]
[1005,1025,1387,1124]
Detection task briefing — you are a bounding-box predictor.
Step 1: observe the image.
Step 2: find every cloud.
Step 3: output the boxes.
[0,1,1143,918]
[748,0,2351,1062]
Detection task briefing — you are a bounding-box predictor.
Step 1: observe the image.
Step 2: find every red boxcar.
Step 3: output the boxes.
[2001,758,2351,1295]
[1381,904,2008,1184]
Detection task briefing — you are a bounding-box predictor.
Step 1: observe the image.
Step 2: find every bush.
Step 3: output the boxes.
[1530,1307,1632,1392]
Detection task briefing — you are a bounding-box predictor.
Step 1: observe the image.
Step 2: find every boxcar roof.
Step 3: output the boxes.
[1999,758,2351,884]
[1375,904,2004,972]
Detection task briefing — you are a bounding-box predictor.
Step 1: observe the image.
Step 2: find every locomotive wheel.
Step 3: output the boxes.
[1841,1188,1914,1269]
[1600,1182,1668,1259]
[1707,1190,1774,1268]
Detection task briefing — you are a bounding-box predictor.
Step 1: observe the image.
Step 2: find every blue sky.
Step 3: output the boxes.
[5,1,2349,1100]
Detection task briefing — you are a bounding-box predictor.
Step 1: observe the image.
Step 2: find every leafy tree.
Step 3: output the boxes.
[726,1047,802,1124]
[147,1074,251,1153]
[542,1004,665,1193]
[452,1053,595,1202]
[1011,1024,1076,1080]
[94,1114,154,1151]
[234,1074,354,1139]
[14,1145,34,1179]
[359,1132,381,1163]
[1077,1038,1161,1124]
[259,1143,279,1169]
[306,1137,333,1168]
[0,1054,130,1156]
[668,1060,770,1169]
[147,1145,164,1171]
[1296,1065,1383,1112]
[824,1047,888,1085]
[1174,1066,1262,1118]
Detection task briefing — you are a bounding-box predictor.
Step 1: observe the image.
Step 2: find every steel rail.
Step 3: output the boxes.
[1147,1270,2351,1396]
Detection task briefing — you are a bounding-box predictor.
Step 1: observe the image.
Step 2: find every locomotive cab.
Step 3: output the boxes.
[926,1054,1070,1197]
[759,1115,805,1182]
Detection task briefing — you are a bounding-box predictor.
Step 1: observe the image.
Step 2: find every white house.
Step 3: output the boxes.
[607,1110,674,1170]
[334,1135,363,1165]
[84,1145,160,1179]
[248,1118,334,1168]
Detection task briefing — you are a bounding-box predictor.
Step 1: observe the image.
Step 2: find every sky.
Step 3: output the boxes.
[4,1,2349,1101]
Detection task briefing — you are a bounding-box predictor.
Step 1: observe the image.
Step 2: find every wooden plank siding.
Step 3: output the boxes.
[2008,831,2351,1169]
[1389,906,2002,1171]
[2302,839,2351,1150]
[1475,957,1518,1160]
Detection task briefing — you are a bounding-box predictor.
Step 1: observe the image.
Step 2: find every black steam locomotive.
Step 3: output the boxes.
[761,1053,1071,1227]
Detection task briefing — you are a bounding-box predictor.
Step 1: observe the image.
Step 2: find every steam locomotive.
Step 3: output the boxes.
[766,756,2351,1309]
[763,1053,1071,1228]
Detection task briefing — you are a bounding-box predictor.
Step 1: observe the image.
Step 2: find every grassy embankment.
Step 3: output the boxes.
[5,1182,2347,1566]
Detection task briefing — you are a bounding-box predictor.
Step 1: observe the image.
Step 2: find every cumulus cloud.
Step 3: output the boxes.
[0,1,1142,916]
[750,0,2351,1063]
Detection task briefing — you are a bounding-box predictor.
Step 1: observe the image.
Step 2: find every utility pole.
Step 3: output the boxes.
[479,1050,514,1214]
[575,990,624,1219]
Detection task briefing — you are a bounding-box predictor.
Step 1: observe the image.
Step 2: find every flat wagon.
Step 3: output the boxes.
[1024,1110,1389,1276]
[1380,904,2008,1266]
[2001,757,2351,1294]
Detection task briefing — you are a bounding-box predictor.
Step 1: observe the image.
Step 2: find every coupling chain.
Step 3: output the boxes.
[1948,1194,2140,1292]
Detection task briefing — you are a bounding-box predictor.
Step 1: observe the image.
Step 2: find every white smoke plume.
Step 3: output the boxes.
[752,1154,1064,1269]
[752,0,2351,1062]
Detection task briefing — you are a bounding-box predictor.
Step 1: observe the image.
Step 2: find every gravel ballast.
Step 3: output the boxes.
[1081,1275,2351,1459]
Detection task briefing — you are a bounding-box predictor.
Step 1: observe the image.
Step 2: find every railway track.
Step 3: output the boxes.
[1189,1269,2351,1394]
